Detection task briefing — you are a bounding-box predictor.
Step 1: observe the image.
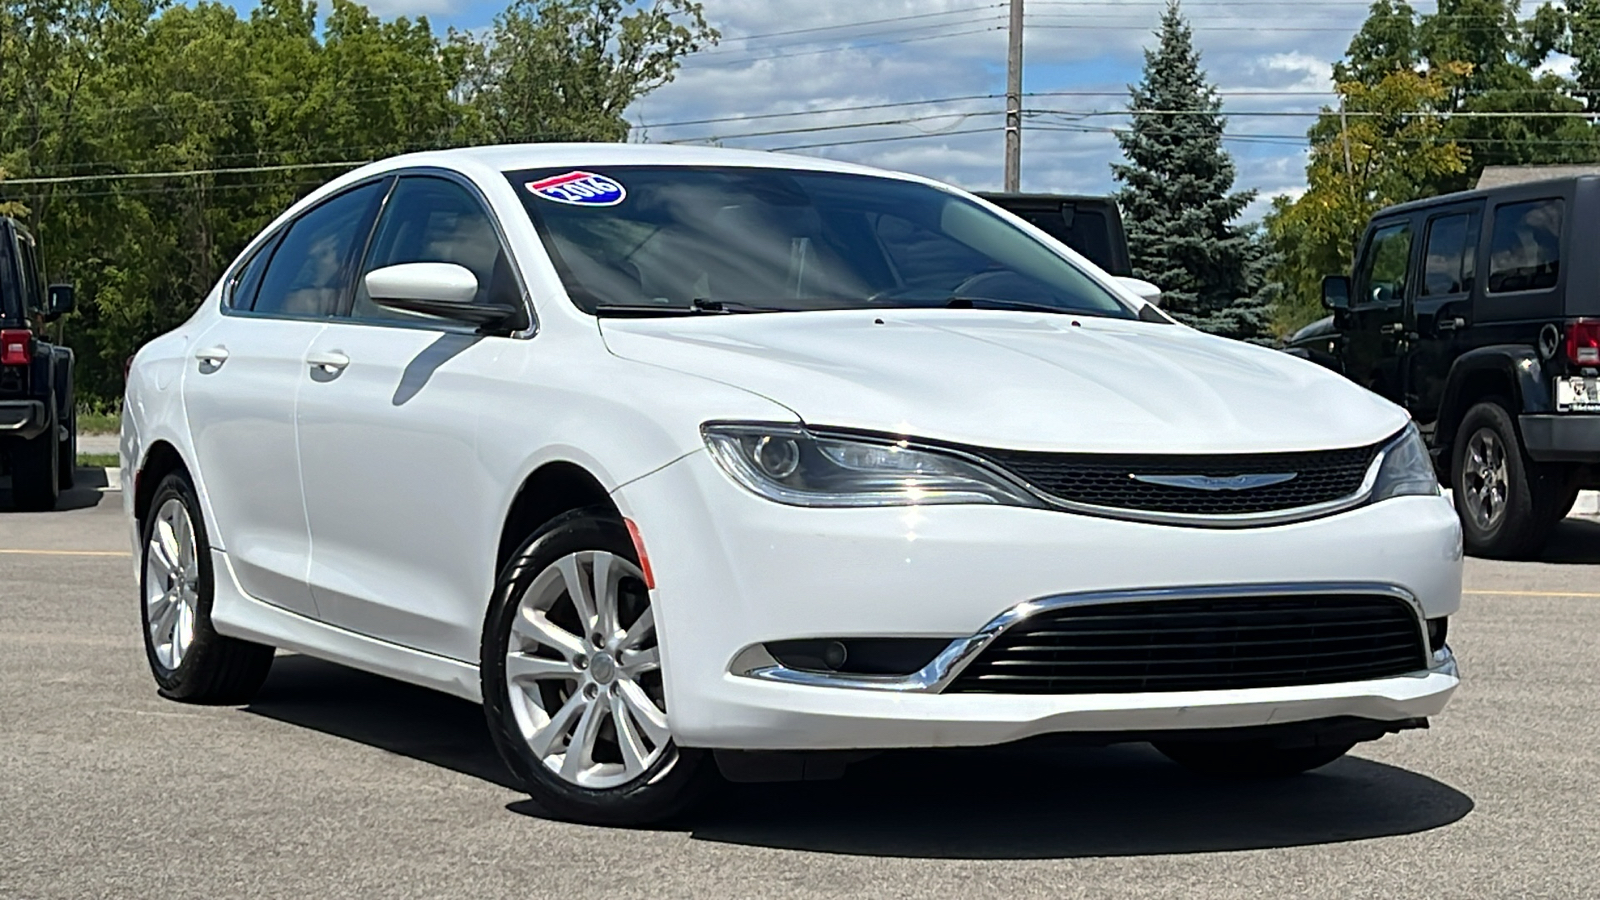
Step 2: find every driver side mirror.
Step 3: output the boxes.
[44,283,75,321]
[1114,276,1163,307]
[365,263,524,333]
[1321,275,1351,311]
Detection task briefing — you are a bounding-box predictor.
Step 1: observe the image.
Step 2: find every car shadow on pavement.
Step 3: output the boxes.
[1537,516,1600,564]
[673,740,1475,859]
[251,656,1473,860]
[0,468,113,512]
[245,653,520,790]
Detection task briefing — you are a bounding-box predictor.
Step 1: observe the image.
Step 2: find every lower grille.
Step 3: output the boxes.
[946,593,1427,694]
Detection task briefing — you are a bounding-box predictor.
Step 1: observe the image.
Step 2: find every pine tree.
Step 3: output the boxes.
[1112,1,1268,342]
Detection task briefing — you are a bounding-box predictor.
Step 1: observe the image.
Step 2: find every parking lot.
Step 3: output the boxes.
[2,479,1596,900]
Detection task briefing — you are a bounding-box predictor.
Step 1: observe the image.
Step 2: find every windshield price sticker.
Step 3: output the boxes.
[1556,376,1600,412]
[526,171,626,207]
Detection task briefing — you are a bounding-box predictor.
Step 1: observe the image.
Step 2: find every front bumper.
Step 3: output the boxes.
[1521,413,1600,462]
[0,399,47,441]
[616,450,1464,751]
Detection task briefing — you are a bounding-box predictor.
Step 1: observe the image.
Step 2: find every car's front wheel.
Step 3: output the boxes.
[481,510,712,825]
[1153,739,1355,777]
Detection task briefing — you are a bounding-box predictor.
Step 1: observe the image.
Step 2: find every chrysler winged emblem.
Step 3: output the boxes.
[1130,472,1298,491]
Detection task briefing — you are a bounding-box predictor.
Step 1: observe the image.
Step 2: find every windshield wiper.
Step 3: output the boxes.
[593,298,780,318]
[941,296,1081,315]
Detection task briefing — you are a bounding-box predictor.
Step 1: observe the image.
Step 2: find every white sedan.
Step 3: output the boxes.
[123,144,1461,825]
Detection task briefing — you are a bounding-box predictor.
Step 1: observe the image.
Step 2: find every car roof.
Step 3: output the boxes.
[353,142,911,182]
[1375,174,1600,217]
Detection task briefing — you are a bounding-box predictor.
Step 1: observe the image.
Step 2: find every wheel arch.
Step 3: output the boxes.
[1435,345,1550,474]
[495,460,620,577]
[134,440,190,532]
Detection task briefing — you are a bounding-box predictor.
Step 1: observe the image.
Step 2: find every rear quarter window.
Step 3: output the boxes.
[1487,199,1563,294]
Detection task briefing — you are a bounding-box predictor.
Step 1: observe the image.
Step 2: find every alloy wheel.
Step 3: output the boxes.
[1462,426,1510,532]
[144,497,201,670]
[505,550,670,789]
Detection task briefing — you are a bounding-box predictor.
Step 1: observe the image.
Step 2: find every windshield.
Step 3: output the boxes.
[507,166,1135,319]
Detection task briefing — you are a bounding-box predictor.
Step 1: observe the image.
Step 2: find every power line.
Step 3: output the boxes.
[681,24,1007,67]
[709,5,1005,44]
[662,110,1007,145]
[771,125,1001,152]
[633,95,1000,131]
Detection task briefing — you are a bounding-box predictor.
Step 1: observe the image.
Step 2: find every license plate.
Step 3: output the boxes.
[1556,376,1600,411]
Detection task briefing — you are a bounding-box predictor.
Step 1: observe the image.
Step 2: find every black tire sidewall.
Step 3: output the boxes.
[139,472,218,693]
[1451,399,1559,558]
[480,509,709,825]
[10,411,59,510]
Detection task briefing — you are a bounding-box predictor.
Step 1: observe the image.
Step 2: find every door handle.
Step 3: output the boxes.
[1437,317,1465,332]
[1380,323,1405,335]
[305,350,350,374]
[194,346,229,368]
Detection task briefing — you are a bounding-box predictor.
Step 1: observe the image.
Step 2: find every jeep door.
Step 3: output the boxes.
[1407,203,1482,425]
[1342,216,1416,403]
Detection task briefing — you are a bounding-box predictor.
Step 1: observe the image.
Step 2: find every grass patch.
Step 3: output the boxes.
[78,409,120,435]
[77,452,118,469]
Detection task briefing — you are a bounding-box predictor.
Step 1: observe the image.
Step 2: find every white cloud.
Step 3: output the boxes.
[625,0,1386,204]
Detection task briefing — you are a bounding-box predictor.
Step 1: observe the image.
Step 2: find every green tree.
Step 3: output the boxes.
[1266,66,1468,332]
[1112,1,1268,342]
[465,0,716,143]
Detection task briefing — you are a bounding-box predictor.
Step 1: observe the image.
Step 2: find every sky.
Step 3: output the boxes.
[295,0,1454,222]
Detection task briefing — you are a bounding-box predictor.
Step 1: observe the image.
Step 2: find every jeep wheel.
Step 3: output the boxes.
[1452,399,1567,559]
[10,425,59,511]
[57,403,76,490]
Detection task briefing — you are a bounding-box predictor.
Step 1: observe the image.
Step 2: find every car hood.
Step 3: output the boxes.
[599,310,1407,454]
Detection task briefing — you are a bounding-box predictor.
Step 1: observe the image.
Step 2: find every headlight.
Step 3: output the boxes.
[702,423,1040,508]
[1372,423,1440,501]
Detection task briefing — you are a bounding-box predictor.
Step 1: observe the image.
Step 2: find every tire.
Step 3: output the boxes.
[481,509,713,825]
[10,419,59,511]
[1154,739,1355,778]
[1451,399,1569,559]
[140,471,274,703]
[57,402,76,490]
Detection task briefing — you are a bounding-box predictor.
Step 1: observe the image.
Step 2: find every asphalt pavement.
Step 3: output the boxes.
[1,479,1596,899]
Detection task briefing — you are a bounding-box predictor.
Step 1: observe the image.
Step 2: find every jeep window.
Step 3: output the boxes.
[15,233,43,313]
[1422,213,1478,296]
[1487,199,1562,294]
[511,166,1134,320]
[1357,221,1412,306]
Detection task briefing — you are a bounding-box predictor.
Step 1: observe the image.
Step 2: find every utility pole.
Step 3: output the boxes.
[1004,0,1023,191]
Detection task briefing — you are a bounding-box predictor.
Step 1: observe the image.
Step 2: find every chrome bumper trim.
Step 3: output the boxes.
[734,581,1437,694]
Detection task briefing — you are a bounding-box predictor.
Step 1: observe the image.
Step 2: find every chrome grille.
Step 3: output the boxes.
[973,444,1380,516]
[946,593,1427,694]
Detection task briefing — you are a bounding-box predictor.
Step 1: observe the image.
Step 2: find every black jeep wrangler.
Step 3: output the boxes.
[1296,175,1600,558]
[0,216,77,510]
[976,193,1134,277]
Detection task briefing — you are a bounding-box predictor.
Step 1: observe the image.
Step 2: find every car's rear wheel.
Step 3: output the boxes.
[10,423,59,511]
[1452,399,1567,559]
[481,510,712,825]
[140,472,274,703]
[1153,739,1355,777]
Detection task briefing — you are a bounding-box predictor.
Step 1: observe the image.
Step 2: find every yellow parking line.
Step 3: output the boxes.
[1464,589,1600,598]
[0,549,131,557]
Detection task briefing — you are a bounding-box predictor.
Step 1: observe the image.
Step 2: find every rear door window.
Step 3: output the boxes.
[1421,212,1479,296]
[1487,199,1562,294]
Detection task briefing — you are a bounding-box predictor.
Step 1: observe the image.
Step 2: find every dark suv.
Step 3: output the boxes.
[976,193,1133,277]
[0,217,76,510]
[1298,176,1600,557]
